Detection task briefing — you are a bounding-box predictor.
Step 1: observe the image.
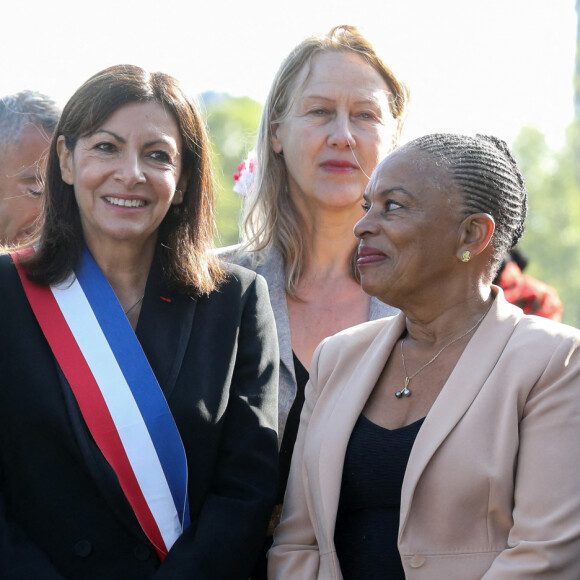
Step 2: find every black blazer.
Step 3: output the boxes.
[0,253,279,579]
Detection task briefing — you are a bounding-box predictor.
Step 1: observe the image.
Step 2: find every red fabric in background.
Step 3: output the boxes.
[497,261,563,322]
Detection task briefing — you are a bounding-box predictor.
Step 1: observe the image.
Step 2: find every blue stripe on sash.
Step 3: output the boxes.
[77,246,190,528]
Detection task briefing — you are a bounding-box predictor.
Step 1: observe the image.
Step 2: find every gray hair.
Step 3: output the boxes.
[0,90,60,149]
[404,133,528,278]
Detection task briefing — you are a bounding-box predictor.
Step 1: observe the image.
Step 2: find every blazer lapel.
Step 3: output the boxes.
[136,254,196,399]
[399,290,524,535]
[252,248,298,439]
[315,314,407,540]
[255,248,295,383]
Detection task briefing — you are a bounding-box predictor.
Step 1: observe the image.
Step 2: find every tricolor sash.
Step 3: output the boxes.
[12,246,190,560]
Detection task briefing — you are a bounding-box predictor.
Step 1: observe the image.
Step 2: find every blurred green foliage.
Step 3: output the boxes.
[202,93,262,247]
[203,94,580,328]
[512,122,580,328]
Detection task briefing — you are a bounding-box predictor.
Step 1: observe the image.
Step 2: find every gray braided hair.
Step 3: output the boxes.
[404,133,527,274]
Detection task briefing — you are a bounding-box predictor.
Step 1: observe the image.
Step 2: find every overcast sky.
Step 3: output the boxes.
[1,0,575,148]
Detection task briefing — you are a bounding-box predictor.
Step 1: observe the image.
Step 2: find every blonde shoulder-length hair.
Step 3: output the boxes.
[241,25,409,297]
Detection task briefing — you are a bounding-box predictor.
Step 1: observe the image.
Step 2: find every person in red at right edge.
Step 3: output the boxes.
[494,247,563,321]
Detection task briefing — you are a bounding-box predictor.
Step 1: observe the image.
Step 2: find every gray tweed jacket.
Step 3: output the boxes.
[217,244,399,442]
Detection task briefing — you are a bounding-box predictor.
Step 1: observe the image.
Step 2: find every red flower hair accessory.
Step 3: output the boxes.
[233,151,257,197]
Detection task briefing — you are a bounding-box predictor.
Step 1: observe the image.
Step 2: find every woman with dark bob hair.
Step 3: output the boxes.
[0,65,279,579]
[269,134,580,578]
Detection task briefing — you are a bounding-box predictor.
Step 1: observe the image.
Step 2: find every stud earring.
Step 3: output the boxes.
[461,250,471,263]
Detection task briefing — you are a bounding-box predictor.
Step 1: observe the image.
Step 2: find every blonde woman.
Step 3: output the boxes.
[220,25,409,577]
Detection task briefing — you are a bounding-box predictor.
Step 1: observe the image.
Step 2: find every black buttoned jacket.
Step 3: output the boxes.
[0,253,279,579]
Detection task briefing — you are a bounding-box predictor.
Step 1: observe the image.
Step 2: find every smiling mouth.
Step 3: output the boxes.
[104,196,147,208]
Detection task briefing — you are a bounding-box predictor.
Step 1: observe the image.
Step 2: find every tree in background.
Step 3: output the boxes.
[202,95,580,328]
[509,0,580,328]
[511,122,580,328]
[202,93,262,247]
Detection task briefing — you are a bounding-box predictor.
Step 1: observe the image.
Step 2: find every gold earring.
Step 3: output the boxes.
[461,250,471,263]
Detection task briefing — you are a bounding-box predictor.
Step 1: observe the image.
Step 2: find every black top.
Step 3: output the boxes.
[335,414,425,580]
[250,354,309,580]
[277,352,309,503]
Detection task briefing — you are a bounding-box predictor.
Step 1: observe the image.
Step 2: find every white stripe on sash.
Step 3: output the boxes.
[51,273,183,546]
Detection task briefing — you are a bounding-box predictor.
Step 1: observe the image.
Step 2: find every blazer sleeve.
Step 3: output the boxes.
[0,261,65,578]
[268,338,330,579]
[153,273,279,579]
[482,331,580,578]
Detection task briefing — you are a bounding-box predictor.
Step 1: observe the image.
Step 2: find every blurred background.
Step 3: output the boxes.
[2,0,578,325]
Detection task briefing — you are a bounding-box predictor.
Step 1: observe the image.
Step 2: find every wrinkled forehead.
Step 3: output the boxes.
[283,50,393,115]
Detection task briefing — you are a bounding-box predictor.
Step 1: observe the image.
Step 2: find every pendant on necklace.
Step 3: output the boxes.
[395,377,412,399]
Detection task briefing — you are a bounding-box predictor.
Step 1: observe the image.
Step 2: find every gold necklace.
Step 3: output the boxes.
[395,307,490,399]
[124,294,145,316]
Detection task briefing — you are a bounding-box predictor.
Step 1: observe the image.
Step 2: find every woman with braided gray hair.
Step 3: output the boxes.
[269,133,580,579]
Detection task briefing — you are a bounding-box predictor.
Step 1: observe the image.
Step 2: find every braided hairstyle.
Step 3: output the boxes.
[405,133,527,277]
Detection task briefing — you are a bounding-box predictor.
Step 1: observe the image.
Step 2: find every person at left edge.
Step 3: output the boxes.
[0,90,60,247]
[0,65,278,579]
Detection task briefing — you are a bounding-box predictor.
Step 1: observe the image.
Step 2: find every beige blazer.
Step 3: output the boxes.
[269,289,580,579]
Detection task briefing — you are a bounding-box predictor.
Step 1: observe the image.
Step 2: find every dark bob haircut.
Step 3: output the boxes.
[24,64,223,295]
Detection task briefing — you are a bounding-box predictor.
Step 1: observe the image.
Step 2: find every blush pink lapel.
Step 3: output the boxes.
[312,313,407,546]
[399,291,524,537]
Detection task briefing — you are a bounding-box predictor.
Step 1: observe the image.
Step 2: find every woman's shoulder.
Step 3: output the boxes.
[220,259,260,285]
[215,243,245,261]
[195,258,259,296]
[493,294,580,373]
[207,260,272,305]
[215,243,253,268]
[0,252,27,312]
[515,311,580,347]
[0,251,18,281]
[481,289,580,356]
[215,244,277,274]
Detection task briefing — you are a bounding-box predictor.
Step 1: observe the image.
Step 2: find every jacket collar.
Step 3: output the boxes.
[136,251,197,399]
[314,288,523,546]
[399,288,523,535]
[315,313,406,540]
[252,247,296,385]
